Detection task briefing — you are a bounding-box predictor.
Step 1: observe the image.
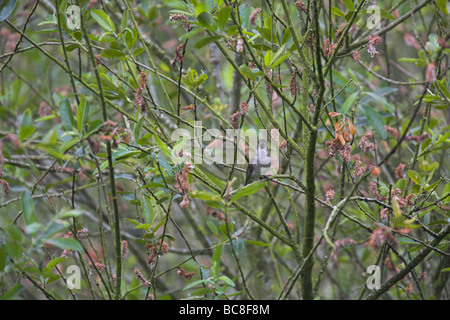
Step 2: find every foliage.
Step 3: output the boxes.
[0,0,449,300]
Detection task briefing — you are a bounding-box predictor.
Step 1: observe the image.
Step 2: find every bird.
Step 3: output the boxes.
[245,139,271,185]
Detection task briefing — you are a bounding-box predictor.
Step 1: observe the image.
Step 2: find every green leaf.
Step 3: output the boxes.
[379,8,396,20]
[60,97,76,131]
[56,209,83,219]
[423,93,442,102]
[215,5,231,30]
[211,244,223,278]
[25,222,43,235]
[217,275,235,287]
[342,0,355,11]
[44,257,67,272]
[239,3,250,30]
[197,12,217,31]
[142,196,154,224]
[239,64,257,81]
[0,0,16,22]
[230,180,266,202]
[195,73,208,86]
[270,53,290,69]
[20,191,36,225]
[363,92,394,114]
[46,238,83,252]
[101,48,126,58]
[19,124,35,141]
[436,78,450,100]
[398,57,421,63]
[0,284,23,300]
[91,9,116,33]
[435,0,448,15]
[154,134,171,157]
[5,225,23,259]
[194,35,222,49]
[360,105,387,139]
[395,178,406,191]
[331,7,346,19]
[264,50,273,67]
[0,245,7,272]
[120,5,128,30]
[407,170,422,185]
[206,221,219,237]
[340,91,359,114]
[134,223,152,230]
[183,279,209,291]
[112,149,141,161]
[77,95,89,134]
[245,240,270,247]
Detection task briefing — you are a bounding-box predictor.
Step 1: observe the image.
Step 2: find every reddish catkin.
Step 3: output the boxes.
[249,8,262,26]
[395,163,406,179]
[177,268,195,280]
[236,37,244,52]
[169,13,193,31]
[294,1,307,15]
[174,163,194,194]
[323,38,337,58]
[289,72,297,97]
[179,194,190,208]
[367,227,398,249]
[426,62,436,83]
[4,133,19,149]
[230,111,241,129]
[385,125,401,140]
[206,206,226,221]
[134,268,151,287]
[352,50,361,62]
[367,34,383,57]
[239,101,248,116]
[135,72,147,111]
[77,228,88,237]
[171,43,185,67]
[0,178,10,197]
[325,189,335,202]
[121,240,128,259]
[331,238,356,264]
[353,160,366,177]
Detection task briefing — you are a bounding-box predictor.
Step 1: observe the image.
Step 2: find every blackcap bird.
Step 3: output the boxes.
[245,139,271,185]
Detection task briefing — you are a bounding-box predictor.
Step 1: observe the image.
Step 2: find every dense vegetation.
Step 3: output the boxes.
[0,0,449,300]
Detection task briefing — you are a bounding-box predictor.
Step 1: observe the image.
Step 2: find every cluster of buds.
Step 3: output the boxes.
[174,163,194,209]
[134,268,151,287]
[289,71,297,97]
[367,33,383,58]
[329,112,357,146]
[358,130,376,153]
[366,226,398,249]
[330,238,356,265]
[230,102,249,129]
[294,1,307,15]
[323,38,337,58]
[171,43,185,68]
[249,8,262,26]
[206,206,226,221]
[146,239,169,267]
[0,165,9,197]
[121,240,128,260]
[135,71,147,112]
[177,267,195,280]
[89,121,134,154]
[169,14,193,32]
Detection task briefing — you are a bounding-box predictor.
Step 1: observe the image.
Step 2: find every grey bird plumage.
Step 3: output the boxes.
[245,139,271,185]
